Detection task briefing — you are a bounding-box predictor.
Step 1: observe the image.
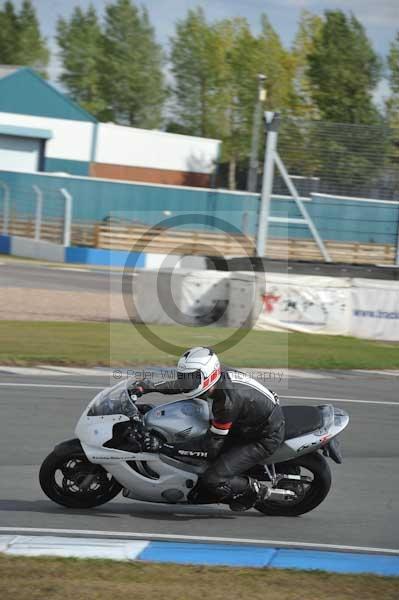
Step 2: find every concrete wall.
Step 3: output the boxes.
[0,234,182,269]
[11,237,65,262]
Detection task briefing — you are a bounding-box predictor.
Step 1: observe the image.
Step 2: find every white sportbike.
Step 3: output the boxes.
[40,378,349,516]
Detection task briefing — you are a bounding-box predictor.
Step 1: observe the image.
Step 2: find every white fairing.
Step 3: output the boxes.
[269,415,349,463]
[74,379,349,504]
[75,383,199,502]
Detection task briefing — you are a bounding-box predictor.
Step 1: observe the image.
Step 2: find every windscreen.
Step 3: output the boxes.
[87,380,138,417]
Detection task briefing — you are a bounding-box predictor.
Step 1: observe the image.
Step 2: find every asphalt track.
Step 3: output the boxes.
[0,371,398,551]
[0,261,116,292]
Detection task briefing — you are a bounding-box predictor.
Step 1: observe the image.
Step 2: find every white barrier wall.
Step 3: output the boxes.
[95,124,221,174]
[0,112,94,162]
[134,270,229,326]
[134,269,399,341]
[255,273,352,335]
[181,271,230,325]
[134,270,188,326]
[227,272,265,329]
[11,236,65,262]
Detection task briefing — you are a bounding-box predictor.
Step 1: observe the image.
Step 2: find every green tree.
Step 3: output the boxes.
[57,5,105,116]
[214,17,260,189]
[0,1,48,74]
[0,1,18,63]
[291,10,323,118]
[170,11,297,189]
[218,16,296,188]
[17,0,49,74]
[169,7,223,138]
[386,31,399,189]
[258,15,296,111]
[100,0,166,127]
[307,11,381,124]
[386,31,399,128]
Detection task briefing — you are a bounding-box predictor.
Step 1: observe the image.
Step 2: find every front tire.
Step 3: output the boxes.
[39,439,122,509]
[255,452,332,517]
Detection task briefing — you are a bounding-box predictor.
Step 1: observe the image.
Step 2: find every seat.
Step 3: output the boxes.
[282,405,324,440]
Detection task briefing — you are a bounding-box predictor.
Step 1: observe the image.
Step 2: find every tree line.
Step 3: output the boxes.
[0,0,398,189]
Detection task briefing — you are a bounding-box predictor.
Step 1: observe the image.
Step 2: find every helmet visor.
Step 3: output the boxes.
[177,369,202,392]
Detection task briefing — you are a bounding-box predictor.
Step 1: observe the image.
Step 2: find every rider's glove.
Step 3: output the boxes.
[143,433,162,453]
[130,379,155,398]
[271,391,280,404]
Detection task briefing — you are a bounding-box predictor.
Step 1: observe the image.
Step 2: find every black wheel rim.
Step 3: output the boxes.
[52,456,115,502]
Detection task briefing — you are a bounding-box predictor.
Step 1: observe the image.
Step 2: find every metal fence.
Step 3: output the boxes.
[0,180,72,246]
[255,113,399,264]
[274,115,399,201]
[0,181,72,245]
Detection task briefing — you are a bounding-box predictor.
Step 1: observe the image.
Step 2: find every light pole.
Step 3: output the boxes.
[247,74,266,193]
[256,112,279,257]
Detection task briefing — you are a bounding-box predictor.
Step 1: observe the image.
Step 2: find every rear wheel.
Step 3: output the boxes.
[255,452,331,517]
[39,441,122,509]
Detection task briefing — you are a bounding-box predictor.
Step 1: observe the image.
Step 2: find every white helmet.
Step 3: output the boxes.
[176,347,221,397]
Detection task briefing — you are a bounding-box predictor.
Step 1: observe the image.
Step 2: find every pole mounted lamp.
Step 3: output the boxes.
[247,74,267,193]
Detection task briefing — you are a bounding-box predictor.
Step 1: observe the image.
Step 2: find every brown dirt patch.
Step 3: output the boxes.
[0,287,129,322]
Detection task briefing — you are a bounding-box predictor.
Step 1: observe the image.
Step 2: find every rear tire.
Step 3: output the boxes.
[255,452,332,517]
[39,440,122,509]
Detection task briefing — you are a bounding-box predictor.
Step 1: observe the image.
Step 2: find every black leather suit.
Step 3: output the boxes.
[138,369,285,503]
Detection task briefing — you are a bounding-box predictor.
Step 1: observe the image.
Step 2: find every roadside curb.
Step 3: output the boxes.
[1,534,398,576]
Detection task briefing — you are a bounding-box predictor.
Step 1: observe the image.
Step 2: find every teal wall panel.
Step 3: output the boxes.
[44,158,90,176]
[0,170,397,245]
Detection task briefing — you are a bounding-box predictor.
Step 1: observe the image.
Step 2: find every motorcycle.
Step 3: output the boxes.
[39,378,349,516]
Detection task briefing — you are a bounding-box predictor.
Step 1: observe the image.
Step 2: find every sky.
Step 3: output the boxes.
[11,0,399,105]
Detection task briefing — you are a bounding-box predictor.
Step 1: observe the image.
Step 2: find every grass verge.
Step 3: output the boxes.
[0,555,398,600]
[0,321,398,369]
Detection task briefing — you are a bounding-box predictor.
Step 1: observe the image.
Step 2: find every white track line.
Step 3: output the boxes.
[0,527,397,555]
[0,383,103,390]
[0,383,396,405]
[280,394,398,406]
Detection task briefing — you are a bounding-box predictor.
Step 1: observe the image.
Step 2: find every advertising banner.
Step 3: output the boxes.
[351,278,399,340]
[255,274,352,335]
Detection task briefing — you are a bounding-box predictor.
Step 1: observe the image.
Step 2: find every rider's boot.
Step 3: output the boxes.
[229,477,270,512]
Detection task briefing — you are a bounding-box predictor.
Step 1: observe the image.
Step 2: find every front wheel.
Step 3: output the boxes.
[39,440,122,509]
[255,452,332,517]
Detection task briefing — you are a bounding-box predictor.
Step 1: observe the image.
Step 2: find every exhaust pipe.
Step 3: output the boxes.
[267,487,296,501]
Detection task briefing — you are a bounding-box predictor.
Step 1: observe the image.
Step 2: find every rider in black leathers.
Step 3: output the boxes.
[132,348,285,511]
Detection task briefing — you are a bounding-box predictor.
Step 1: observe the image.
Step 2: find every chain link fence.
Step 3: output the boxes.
[274,116,399,201]
[256,115,399,264]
